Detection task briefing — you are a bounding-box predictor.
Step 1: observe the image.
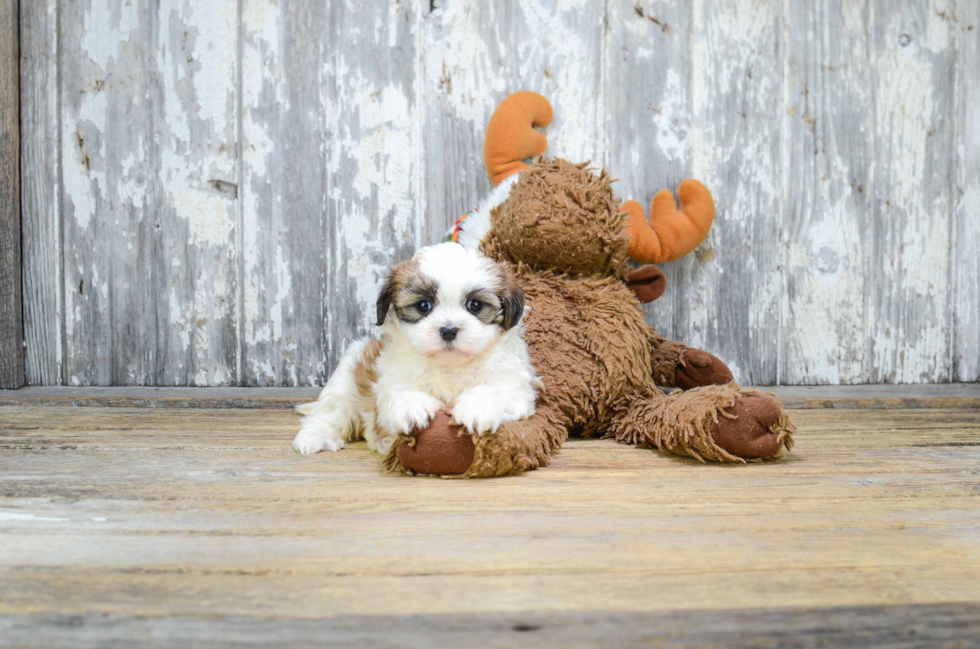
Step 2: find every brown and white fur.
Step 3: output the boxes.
[292,242,539,456]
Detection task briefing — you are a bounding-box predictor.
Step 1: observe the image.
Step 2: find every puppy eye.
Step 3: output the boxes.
[466,299,483,314]
[417,301,432,315]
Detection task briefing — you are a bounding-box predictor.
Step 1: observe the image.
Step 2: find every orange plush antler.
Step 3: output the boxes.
[484,91,554,186]
[623,179,715,264]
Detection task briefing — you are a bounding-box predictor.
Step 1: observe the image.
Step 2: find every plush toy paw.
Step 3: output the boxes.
[710,393,785,459]
[676,348,734,390]
[397,410,476,476]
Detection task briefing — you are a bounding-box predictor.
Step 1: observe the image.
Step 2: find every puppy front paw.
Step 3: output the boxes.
[292,426,345,455]
[381,392,445,436]
[374,434,395,456]
[451,392,505,436]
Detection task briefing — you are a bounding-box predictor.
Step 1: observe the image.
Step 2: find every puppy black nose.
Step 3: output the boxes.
[440,327,459,342]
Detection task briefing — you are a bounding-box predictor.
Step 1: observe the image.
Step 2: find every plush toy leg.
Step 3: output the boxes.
[385,406,567,478]
[609,384,795,462]
[648,332,733,389]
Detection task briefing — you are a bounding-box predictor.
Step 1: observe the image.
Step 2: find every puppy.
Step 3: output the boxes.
[292,242,539,456]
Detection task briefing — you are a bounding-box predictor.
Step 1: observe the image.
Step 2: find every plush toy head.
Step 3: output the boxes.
[480,91,716,288]
[486,158,631,277]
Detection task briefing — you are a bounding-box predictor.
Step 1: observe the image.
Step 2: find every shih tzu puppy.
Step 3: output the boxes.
[292,242,539,456]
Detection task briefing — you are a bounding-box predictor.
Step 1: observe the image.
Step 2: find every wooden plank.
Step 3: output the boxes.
[953,5,980,381]
[0,386,320,409]
[2,384,980,410]
[239,0,329,387]
[684,0,784,385]
[19,0,61,386]
[3,604,980,649]
[765,382,980,409]
[0,0,23,389]
[146,2,240,386]
[0,405,979,639]
[868,1,955,383]
[782,1,873,384]
[605,1,701,353]
[323,0,425,380]
[422,0,606,244]
[59,0,148,385]
[59,2,239,386]
[240,0,424,386]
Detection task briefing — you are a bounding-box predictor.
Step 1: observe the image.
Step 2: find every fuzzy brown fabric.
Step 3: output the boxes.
[648,331,689,387]
[463,406,567,478]
[609,383,795,463]
[385,407,565,478]
[386,157,795,477]
[484,159,632,279]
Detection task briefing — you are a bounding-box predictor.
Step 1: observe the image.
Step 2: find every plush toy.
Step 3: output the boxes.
[385,91,795,477]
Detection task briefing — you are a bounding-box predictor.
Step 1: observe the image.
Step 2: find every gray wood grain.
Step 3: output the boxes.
[323,0,425,382]
[782,1,874,384]
[240,0,424,387]
[19,0,61,386]
[0,0,23,389]
[12,0,980,385]
[59,0,149,385]
[953,3,979,382]
[423,0,606,244]
[146,2,240,386]
[2,384,979,410]
[682,0,784,385]
[58,1,240,386]
[4,604,980,649]
[239,0,329,387]
[605,1,701,364]
[869,1,955,383]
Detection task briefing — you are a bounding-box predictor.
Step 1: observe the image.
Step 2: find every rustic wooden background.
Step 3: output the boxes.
[13,0,980,387]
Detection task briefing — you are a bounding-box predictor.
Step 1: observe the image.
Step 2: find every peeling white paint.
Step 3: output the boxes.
[689,0,783,384]
[426,0,602,163]
[27,0,980,386]
[653,69,691,164]
[779,1,876,385]
[330,69,418,330]
[156,4,237,251]
[79,0,139,73]
[63,89,108,231]
[871,7,952,383]
[241,0,284,366]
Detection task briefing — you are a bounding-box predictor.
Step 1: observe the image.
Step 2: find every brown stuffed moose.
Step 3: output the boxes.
[386,91,795,477]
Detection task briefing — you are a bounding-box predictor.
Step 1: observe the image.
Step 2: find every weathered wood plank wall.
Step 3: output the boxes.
[1,0,23,388]
[17,0,980,386]
[20,0,60,387]
[954,0,980,383]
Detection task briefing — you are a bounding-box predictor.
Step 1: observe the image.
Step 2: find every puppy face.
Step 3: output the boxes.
[376,242,525,366]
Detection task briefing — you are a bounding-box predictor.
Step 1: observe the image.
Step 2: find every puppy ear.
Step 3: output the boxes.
[499,278,526,330]
[376,268,397,326]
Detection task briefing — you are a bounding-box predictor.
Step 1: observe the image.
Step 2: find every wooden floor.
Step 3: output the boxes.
[1,387,979,648]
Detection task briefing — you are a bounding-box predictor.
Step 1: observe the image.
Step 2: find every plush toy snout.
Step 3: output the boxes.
[625,265,667,303]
